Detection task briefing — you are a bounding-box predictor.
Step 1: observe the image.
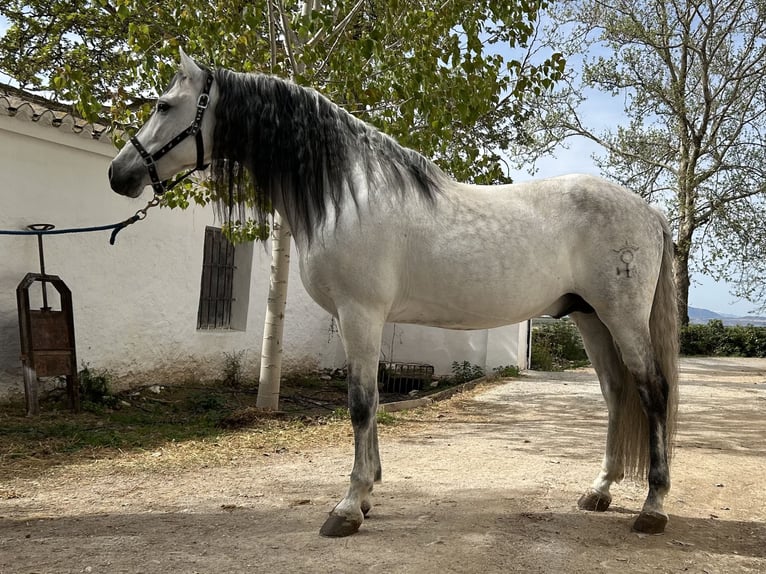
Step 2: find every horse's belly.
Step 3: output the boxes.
[387,281,556,330]
[387,306,526,330]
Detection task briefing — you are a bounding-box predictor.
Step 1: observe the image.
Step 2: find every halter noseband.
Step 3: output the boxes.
[130,71,214,195]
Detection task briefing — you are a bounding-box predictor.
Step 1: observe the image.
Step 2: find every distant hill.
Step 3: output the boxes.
[688,307,730,321]
[688,306,766,326]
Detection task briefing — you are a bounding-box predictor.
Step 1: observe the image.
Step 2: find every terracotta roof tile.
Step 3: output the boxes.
[0,83,113,142]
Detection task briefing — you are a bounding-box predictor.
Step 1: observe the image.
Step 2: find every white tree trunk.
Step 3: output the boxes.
[256,212,292,410]
[256,0,320,410]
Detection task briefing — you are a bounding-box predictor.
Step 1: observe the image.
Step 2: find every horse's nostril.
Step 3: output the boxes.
[108,164,114,182]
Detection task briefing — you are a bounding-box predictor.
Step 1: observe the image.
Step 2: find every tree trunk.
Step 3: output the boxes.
[675,120,694,327]
[256,213,292,410]
[674,250,691,327]
[674,218,694,326]
[255,0,311,410]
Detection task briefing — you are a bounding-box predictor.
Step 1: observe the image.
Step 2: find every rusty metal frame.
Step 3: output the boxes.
[16,273,80,415]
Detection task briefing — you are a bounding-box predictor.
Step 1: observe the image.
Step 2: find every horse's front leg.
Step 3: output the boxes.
[320,308,384,537]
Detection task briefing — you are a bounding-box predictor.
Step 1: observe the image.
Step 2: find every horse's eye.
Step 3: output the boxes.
[157,101,171,113]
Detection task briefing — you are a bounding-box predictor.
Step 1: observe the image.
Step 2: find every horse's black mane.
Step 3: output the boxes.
[209,67,446,239]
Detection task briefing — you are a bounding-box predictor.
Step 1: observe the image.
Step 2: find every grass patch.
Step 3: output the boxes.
[0,371,414,480]
[492,365,521,378]
[376,410,398,425]
[0,383,269,478]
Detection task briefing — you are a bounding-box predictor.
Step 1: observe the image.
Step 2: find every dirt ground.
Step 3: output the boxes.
[1,357,764,574]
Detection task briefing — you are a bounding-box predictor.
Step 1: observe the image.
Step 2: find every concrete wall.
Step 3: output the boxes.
[0,109,525,397]
[381,322,528,375]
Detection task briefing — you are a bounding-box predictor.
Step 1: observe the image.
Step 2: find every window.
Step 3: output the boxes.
[197,226,254,331]
[197,227,236,329]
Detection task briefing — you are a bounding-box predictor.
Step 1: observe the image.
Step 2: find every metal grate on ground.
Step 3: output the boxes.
[377,362,435,394]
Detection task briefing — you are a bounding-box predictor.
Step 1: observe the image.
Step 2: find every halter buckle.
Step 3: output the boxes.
[197,93,210,110]
[142,154,157,169]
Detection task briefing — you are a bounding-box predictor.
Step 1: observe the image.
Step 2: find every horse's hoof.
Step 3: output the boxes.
[578,490,611,512]
[361,500,372,517]
[632,510,668,534]
[319,513,362,537]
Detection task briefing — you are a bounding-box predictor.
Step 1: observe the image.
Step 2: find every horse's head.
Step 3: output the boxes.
[108,49,217,198]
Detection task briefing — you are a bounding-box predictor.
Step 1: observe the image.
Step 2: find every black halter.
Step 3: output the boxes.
[130,71,214,195]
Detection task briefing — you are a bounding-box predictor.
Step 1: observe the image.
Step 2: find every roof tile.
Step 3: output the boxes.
[0,84,113,142]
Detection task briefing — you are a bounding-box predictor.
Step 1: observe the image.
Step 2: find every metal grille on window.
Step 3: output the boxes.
[197,227,235,329]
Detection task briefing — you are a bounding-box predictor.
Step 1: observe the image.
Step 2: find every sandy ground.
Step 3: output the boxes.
[1,357,764,573]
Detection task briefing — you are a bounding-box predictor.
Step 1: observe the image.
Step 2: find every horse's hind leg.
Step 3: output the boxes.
[601,318,672,534]
[320,305,384,537]
[570,312,626,512]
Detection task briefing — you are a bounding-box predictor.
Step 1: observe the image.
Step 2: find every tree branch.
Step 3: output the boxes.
[314,0,366,76]
[275,0,300,75]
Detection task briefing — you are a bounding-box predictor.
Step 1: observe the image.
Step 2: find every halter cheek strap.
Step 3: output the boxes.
[130,71,214,195]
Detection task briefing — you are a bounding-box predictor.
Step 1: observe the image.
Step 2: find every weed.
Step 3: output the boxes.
[326,407,396,425]
[330,407,350,420]
[493,365,521,378]
[449,361,485,384]
[78,364,118,410]
[189,393,227,414]
[376,410,397,425]
[221,350,247,387]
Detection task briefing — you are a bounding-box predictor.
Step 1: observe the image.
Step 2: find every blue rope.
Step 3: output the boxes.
[0,223,122,235]
[0,196,160,245]
[0,216,141,244]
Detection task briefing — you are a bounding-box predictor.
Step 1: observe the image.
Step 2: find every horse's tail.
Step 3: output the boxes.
[651,214,680,461]
[618,211,679,478]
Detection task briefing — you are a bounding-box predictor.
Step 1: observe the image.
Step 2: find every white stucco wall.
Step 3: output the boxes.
[381,322,529,375]
[0,113,339,393]
[0,109,526,396]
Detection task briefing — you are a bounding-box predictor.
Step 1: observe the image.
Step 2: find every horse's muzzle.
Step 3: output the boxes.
[108,162,143,198]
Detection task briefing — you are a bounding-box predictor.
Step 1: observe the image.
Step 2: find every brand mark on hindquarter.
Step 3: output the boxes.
[614,243,639,278]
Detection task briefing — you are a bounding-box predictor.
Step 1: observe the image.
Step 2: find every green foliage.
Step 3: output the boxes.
[530,320,589,371]
[680,320,766,357]
[296,1,566,185]
[449,361,485,384]
[189,393,227,413]
[493,364,521,378]
[221,220,270,244]
[78,364,118,410]
[376,410,397,426]
[0,1,565,242]
[221,350,247,387]
[330,406,350,420]
[529,343,554,371]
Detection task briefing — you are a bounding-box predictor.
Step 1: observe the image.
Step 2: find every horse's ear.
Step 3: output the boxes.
[178,47,203,78]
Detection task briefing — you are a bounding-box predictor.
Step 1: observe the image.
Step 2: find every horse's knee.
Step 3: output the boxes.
[348,375,377,428]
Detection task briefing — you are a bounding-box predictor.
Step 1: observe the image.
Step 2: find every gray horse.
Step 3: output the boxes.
[109,50,679,538]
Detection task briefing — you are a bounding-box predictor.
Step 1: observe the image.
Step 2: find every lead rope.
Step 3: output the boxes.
[0,193,162,245]
[108,194,162,244]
